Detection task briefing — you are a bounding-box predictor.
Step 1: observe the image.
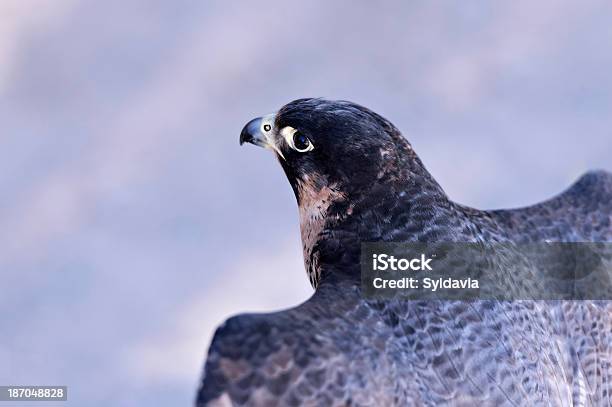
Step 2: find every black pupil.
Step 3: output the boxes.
[293,132,310,150]
[263,124,271,132]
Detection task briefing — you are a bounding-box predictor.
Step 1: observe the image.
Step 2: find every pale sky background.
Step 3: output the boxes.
[1,1,611,406]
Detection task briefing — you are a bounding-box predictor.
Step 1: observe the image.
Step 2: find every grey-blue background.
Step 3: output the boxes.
[1,1,611,405]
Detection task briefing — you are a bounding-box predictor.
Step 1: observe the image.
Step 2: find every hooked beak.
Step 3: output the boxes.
[239,117,267,147]
[239,114,285,159]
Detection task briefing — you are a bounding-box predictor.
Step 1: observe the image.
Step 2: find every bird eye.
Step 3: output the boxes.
[291,132,314,152]
[280,126,314,153]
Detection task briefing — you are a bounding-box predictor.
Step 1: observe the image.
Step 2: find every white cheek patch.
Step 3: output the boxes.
[280,126,297,149]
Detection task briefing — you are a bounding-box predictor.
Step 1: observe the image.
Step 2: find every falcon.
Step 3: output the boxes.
[197,98,612,406]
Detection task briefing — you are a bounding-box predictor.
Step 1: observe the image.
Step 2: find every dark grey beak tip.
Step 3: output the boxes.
[239,117,262,146]
[239,125,252,146]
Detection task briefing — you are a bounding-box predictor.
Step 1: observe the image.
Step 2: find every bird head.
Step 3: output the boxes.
[240,98,444,287]
[240,98,421,211]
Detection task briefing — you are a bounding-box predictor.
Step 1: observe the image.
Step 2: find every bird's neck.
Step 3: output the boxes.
[299,168,465,288]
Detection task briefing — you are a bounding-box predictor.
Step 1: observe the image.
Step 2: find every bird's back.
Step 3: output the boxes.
[481,171,612,406]
[486,170,612,242]
[198,172,612,406]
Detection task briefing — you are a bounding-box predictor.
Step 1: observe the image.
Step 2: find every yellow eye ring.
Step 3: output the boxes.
[292,132,313,152]
[281,126,314,152]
